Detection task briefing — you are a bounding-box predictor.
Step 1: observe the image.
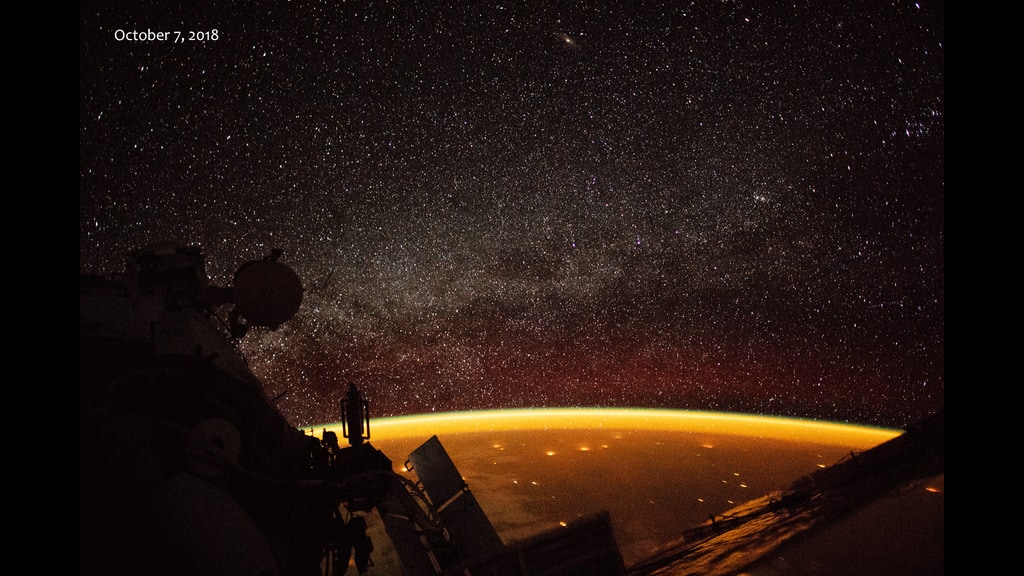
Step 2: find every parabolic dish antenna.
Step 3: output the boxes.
[232,259,303,329]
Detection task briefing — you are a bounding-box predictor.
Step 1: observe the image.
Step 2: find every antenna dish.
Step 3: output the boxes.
[232,259,303,329]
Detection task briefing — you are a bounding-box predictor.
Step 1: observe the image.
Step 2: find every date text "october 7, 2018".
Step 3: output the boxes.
[114,29,219,42]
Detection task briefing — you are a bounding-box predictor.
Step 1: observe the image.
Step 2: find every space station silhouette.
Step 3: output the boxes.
[80,242,942,576]
[80,242,626,576]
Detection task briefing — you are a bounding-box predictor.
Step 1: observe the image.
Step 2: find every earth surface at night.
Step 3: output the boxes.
[314,408,943,575]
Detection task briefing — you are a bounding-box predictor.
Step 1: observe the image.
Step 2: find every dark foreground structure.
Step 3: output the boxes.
[81,242,940,576]
[80,243,627,576]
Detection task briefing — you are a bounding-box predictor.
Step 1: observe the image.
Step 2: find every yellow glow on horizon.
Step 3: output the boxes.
[310,408,901,448]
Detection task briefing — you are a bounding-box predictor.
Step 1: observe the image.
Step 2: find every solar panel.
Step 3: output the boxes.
[406,435,505,561]
[406,435,470,507]
[437,489,505,559]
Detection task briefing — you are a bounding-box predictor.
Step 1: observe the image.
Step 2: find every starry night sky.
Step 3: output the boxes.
[79,1,944,430]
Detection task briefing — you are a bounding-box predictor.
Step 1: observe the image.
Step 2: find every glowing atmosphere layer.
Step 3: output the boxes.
[315,408,902,446]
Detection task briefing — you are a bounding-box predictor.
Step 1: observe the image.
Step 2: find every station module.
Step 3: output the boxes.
[80,242,627,576]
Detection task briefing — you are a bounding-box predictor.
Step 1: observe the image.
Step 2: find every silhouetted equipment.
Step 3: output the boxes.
[81,242,373,576]
[81,242,628,576]
[347,515,375,573]
[404,435,505,560]
[80,241,944,576]
[232,249,304,329]
[327,513,375,575]
[342,381,371,446]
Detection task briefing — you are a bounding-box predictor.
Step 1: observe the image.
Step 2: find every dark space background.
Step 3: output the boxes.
[80,1,943,429]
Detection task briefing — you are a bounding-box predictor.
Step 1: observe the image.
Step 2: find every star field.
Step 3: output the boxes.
[79,1,944,429]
